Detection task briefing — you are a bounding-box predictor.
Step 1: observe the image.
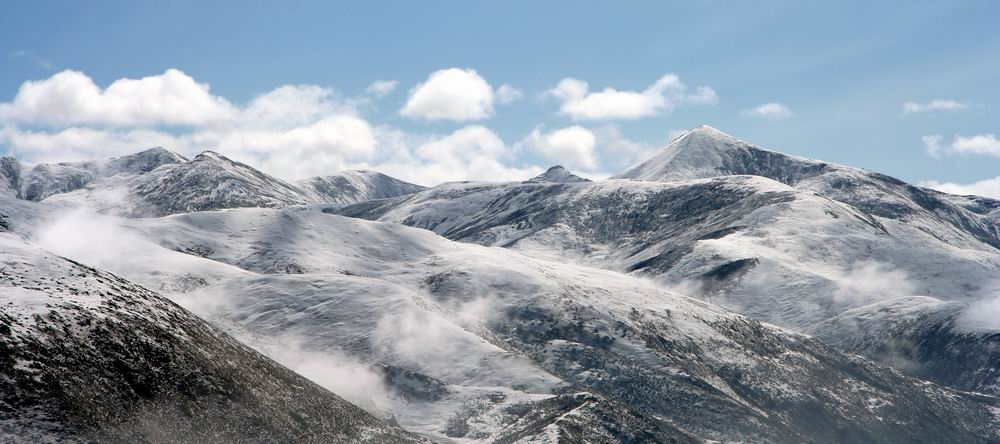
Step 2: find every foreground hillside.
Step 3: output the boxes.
[0,231,423,443]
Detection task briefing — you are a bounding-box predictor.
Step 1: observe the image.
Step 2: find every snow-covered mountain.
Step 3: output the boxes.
[7,201,1000,442]
[2,148,423,217]
[326,126,1000,398]
[7,126,1000,441]
[615,125,1000,249]
[0,230,422,443]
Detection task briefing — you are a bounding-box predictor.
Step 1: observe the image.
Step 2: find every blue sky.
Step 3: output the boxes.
[1,1,999,192]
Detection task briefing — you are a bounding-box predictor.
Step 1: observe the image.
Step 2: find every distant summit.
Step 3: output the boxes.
[528,165,590,183]
[614,125,830,185]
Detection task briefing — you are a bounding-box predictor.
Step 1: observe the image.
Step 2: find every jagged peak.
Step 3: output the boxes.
[529,165,590,183]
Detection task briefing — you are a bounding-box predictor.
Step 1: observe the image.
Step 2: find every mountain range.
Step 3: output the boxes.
[3,125,1000,442]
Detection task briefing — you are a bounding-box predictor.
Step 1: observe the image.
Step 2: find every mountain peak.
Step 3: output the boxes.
[614,125,829,185]
[529,165,590,183]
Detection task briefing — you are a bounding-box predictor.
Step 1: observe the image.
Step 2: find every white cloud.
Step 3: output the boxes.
[921,133,1000,159]
[0,69,550,184]
[0,69,237,127]
[240,84,355,129]
[366,80,398,98]
[922,134,943,157]
[902,99,968,115]
[833,260,915,306]
[950,133,1000,157]
[520,126,597,170]
[919,177,1000,199]
[740,102,794,121]
[10,50,53,70]
[546,74,717,121]
[369,125,543,186]
[495,84,524,104]
[591,125,658,170]
[400,68,496,121]
[0,125,189,164]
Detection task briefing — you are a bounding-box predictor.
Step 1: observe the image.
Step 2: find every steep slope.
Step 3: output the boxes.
[21,204,1000,443]
[297,170,425,204]
[0,232,422,443]
[807,296,1000,396]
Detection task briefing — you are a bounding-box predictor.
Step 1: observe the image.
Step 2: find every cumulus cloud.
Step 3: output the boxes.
[0,69,237,127]
[0,68,552,183]
[919,177,1000,199]
[520,126,597,170]
[366,80,398,98]
[740,102,794,121]
[400,68,496,121]
[902,99,968,115]
[545,74,717,120]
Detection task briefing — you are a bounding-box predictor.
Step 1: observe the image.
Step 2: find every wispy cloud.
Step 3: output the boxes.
[9,50,53,70]
[740,102,794,121]
[902,99,968,115]
[365,79,398,98]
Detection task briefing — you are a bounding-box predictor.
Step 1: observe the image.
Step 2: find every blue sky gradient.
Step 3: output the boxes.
[2,1,998,189]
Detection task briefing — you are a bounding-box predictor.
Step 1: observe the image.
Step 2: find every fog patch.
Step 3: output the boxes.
[956,283,1000,331]
[256,336,396,415]
[30,205,146,272]
[833,260,915,307]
